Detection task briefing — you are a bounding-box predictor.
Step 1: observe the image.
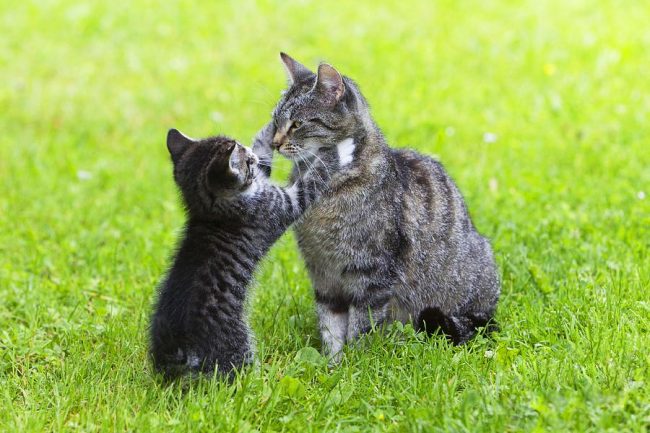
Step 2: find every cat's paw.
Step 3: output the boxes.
[325,348,344,367]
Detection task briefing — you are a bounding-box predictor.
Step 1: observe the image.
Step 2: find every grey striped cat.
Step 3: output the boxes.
[149,124,350,378]
[271,53,500,362]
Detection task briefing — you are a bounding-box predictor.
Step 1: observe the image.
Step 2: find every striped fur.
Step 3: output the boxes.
[150,124,333,379]
[272,54,501,362]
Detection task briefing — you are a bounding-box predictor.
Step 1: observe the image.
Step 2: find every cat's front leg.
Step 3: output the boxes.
[315,291,350,365]
[346,289,393,343]
[338,262,395,343]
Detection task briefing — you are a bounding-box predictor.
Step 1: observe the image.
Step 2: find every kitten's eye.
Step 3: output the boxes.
[291,120,302,130]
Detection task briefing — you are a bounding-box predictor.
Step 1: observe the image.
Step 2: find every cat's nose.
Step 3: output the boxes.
[272,132,285,150]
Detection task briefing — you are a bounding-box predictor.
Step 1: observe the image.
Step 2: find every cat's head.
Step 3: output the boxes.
[166,129,259,214]
[271,53,369,161]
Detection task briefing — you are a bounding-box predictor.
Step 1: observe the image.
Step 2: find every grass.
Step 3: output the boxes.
[1,0,649,431]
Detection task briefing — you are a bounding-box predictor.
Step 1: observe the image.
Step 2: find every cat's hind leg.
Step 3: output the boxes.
[417,307,498,344]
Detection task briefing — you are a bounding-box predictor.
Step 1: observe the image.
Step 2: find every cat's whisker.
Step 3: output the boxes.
[297,154,326,191]
[301,148,332,180]
[297,153,328,189]
[311,162,331,188]
[303,157,328,189]
[294,155,304,185]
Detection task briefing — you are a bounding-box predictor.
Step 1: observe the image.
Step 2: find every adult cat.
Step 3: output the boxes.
[271,53,500,361]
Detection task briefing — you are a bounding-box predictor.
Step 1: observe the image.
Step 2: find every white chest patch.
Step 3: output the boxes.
[336,138,355,167]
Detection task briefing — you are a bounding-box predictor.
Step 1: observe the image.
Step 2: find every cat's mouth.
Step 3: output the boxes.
[277,144,303,160]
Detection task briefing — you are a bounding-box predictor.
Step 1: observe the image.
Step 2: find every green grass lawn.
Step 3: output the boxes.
[1,0,649,431]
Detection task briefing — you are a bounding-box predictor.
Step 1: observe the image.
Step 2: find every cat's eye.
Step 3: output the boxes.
[291,120,302,130]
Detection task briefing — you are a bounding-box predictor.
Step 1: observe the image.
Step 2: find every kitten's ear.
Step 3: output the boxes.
[280,52,313,85]
[225,142,239,171]
[167,129,195,163]
[314,63,345,105]
[206,142,238,189]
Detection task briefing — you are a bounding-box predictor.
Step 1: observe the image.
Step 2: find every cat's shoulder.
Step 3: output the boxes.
[391,147,447,178]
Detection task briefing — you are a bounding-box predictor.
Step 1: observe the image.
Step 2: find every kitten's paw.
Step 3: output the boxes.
[252,122,275,157]
[252,122,276,177]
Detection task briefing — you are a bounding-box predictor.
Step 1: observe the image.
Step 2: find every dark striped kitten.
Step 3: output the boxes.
[271,54,500,362]
[149,124,345,378]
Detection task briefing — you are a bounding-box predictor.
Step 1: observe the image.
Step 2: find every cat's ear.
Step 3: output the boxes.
[167,129,195,163]
[314,63,345,106]
[280,52,313,85]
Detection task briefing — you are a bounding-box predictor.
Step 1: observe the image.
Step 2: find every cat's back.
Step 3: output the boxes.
[391,147,499,313]
[392,148,476,237]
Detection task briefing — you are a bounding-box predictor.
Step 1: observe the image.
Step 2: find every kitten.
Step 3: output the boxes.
[271,53,500,362]
[149,124,343,378]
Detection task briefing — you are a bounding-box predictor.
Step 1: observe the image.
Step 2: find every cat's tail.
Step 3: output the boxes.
[416,307,499,344]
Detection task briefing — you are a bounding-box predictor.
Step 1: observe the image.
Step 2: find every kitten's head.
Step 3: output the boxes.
[166,129,259,215]
[271,53,369,161]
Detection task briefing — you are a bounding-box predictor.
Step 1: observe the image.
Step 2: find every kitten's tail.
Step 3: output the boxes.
[416,307,499,344]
